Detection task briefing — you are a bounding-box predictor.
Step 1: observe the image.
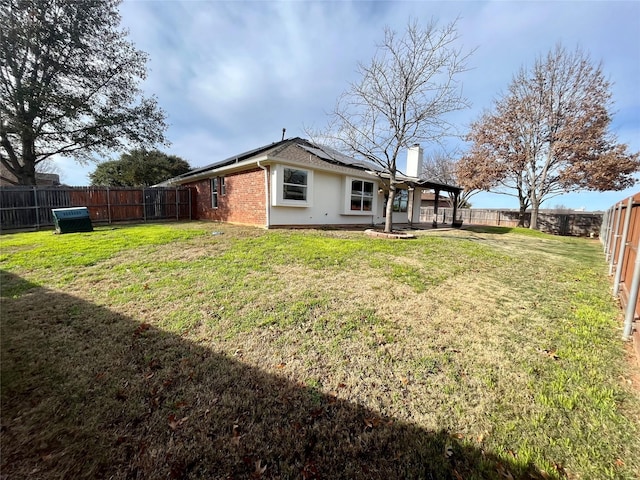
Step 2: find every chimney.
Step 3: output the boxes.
[406,144,424,178]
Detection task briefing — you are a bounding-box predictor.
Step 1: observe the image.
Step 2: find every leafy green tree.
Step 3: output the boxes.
[0,0,167,186]
[90,150,190,187]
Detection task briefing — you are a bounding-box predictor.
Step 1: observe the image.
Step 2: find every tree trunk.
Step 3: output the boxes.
[517,203,527,227]
[20,134,38,186]
[530,199,540,230]
[384,186,396,233]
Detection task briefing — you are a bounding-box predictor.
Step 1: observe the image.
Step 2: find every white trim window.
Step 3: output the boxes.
[273,165,313,207]
[211,176,226,208]
[343,177,376,215]
[350,179,374,212]
[283,168,308,201]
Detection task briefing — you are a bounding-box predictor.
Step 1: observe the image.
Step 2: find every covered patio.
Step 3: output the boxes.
[411,179,463,228]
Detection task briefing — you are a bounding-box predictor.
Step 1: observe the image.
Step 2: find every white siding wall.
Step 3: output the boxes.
[269,167,385,226]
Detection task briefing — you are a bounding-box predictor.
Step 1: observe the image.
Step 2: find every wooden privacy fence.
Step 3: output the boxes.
[0,186,191,231]
[420,207,602,236]
[600,192,640,340]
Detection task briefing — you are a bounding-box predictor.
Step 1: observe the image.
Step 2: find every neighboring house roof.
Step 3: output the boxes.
[0,166,61,186]
[421,192,452,202]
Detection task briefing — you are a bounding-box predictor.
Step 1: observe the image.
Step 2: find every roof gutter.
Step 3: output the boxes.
[257,160,270,229]
[168,155,272,186]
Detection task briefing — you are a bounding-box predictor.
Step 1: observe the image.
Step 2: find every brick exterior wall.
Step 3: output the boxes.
[185,167,267,226]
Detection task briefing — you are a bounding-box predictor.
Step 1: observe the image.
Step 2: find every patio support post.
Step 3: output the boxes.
[452,191,459,226]
[432,188,440,228]
[407,187,414,227]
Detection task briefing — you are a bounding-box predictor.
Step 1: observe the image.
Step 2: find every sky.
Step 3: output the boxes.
[56,0,640,211]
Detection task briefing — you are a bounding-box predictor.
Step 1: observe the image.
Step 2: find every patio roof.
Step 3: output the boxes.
[365,171,462,193]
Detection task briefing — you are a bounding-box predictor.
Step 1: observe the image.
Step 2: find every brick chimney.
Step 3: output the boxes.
[406,144,424,178]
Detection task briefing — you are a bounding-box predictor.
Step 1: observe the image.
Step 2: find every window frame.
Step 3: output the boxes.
[211,176,226,208]
[282,167,308,201]
[343,176,377,215]
[272,164,313,207]
[349,179,375,212]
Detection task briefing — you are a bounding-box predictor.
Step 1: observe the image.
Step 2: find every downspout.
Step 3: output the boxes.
[257,161,270,229]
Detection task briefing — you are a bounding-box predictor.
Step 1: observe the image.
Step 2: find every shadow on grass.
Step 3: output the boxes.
[464,226,515,235]
[1,271,547,479]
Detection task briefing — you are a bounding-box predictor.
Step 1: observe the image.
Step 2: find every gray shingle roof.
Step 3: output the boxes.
[165,137,382,184]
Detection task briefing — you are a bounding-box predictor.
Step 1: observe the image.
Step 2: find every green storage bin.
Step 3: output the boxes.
[52,207,93,234]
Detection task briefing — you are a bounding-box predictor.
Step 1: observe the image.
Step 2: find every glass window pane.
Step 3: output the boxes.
[350,180,375,211]
[392,190,408,212]
[284,168,307,185]
[211,177,218,208]
[284,185,306,200]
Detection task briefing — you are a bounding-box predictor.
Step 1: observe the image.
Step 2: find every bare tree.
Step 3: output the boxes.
[456,108,532,225]
[0,0,167,186]
[422,150,475,208]
[457,45,639,229]
[35,158,60,176]
[324,19,472,232]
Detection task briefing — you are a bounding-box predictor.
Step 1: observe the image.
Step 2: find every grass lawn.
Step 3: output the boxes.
[1,222,639,479]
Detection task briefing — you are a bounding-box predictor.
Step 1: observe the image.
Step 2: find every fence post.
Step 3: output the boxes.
[613,197,634,295]
[107,187,112,224]
[623,236,640,340]
[602,207,611,250]
[605,206,615,251]
[33,186,40,230]
[175,188,179,220]
[142,187,147,222]
[607,203,622,264]
[609,203,623,275]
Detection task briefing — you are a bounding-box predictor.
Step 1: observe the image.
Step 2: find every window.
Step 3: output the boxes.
[273,165,313,207]
[211,176,226,208]
[350,180,374,211]
[393,189,408,213]
[283,168,308,201]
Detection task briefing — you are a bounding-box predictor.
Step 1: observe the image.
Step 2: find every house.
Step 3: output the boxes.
[161,137,461,228]
[0,164,61,186]
[421,192,453,208]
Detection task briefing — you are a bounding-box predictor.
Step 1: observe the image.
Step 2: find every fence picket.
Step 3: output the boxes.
[601,193,640,341]
[419,207,602,236]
